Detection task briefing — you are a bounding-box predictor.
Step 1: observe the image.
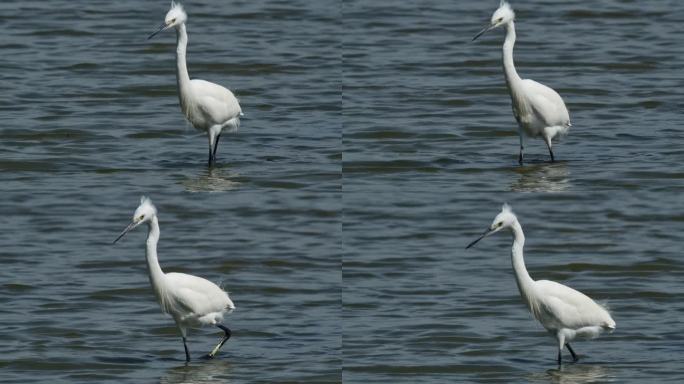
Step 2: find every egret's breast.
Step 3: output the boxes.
[180,100,209,132]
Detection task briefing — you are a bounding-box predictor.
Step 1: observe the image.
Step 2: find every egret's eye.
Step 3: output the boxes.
[139,215,145,221]
[497,17,503,22]
[498,222,503,227]
[172,18,176,22]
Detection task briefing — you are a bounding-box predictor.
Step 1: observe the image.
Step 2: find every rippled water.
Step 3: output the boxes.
[0,0,340,382]
[3,0,684,382]
[344,0,684,383]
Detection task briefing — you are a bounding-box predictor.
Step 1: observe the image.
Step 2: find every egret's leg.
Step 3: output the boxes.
[213,134,222,158]
[183,336,190,362]
[207,324,232,358]
[566,343,578,362]
[518,131,525,165]
[544,135,555,163]
[556,332,565,365]
[207,134,215,166]
[207,125,222,166]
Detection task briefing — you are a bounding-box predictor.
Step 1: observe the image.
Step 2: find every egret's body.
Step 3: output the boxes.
[466,204,615,364]
[149,2,242,166]
[114,196,235,362]
[473,1,571,164]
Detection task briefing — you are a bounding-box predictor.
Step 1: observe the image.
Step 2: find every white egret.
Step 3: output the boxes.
[466,204,615,364]
[472,1,571,165]
[148,2,243,166]
[113,196,235,362]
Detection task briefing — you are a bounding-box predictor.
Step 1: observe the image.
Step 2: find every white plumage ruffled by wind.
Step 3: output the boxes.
[466,204,615,364]
[148,2,243,166]
[113,196,235,362]
[473,1,571,165]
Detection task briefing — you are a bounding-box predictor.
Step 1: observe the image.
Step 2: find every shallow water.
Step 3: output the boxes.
[3,0,684,382]
[343,0,684,382]
[0,0,340,382]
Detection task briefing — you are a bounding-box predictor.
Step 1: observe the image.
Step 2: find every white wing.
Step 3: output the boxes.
[520,79,570,127]
[190,79,242,125]
[535,280,614,331]
[165,272,234,317]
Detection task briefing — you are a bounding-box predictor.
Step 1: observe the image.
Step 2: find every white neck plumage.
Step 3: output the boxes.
[145,216,166,289]
[502,21,522,89]
[175,24,191,94]
[510,219,535,304]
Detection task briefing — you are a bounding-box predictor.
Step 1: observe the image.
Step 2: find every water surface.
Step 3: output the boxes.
[0,0,340,382]
[343,0,684,382]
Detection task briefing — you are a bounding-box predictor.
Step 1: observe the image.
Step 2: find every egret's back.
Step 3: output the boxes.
[162,272,234,326]
[532,280,615,332]
[513,79,570,137]
[180,79,241,130]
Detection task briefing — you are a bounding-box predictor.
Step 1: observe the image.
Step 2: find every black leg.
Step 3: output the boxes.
[183,337,190,362]
[518,132,525,166]
[557,350,562,365]
[549,147,555,163]
[213,134,221,158]
[208,147,214,167]
[218,324,232,339]
[208,324,232,358]
[566,343,578,362]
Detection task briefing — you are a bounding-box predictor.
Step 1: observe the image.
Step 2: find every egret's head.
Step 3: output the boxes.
[148,2,187,39]
[113,196,158,244]
[472,1,515,41]
[490,1,515,27]
[466,204,517,249]
[165,2,187,27]
[133,196,158,224]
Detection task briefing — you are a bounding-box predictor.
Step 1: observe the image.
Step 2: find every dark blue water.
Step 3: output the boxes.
[343,0,684,382]
[0,0,340,382]
[3,0,684,383]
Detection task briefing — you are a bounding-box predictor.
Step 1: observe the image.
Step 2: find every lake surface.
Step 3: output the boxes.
[3,0,684,383]
[343,0,684,383]
[0,0,340,383]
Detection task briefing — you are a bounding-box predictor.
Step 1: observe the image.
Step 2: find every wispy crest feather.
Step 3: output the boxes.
[170,1,184,12]
[498,1,514,19]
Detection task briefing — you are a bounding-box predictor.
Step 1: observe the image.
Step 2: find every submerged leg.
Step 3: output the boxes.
[207,324,232,358]
[557,349,562,365]
[566,343,578,362]
[183,336,190,362]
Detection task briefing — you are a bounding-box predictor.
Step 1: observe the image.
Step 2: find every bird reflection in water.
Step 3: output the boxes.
[528,364,612,384]
[181,168,242,193]
[160,359,233,384]
[510,161,569,192]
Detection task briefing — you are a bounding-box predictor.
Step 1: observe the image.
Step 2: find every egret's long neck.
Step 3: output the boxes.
[175,24,191,97]
[502,22,522,90]
[510,219,535,299]
[145,217,165,290]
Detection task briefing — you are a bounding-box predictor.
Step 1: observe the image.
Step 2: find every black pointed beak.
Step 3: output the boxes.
[472,23,494,41]
[466,227,495,249]
[113,221,138,244]
[148,22,169,40]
